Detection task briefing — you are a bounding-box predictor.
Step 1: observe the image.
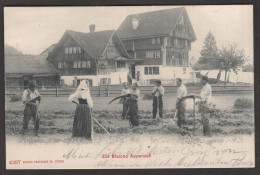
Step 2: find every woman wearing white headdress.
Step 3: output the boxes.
[68,80,93,139]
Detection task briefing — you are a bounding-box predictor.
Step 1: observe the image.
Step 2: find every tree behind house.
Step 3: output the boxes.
[195,31,219,70]
[216,44,246,85]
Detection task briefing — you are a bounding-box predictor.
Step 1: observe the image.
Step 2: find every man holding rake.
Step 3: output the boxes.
[21,81,41,136]
[152,80,164,119]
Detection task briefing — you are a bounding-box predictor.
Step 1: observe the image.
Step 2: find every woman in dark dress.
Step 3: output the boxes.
[127,82,140,128]
[68,80,93,139]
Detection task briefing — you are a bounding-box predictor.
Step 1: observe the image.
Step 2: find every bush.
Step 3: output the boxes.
[10,94,22,102]
[234,98,254,109]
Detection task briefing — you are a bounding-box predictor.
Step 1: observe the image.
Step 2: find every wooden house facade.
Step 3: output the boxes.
[47,26,132,86]
[117,7,197,85]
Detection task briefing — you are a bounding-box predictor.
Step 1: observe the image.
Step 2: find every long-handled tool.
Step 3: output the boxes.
[177,95,201,133]
[193,98,196,132]
[72,101,111,137]
[18,95,41,116]
[21,96,41,107]
[154,89,163,127]
[92,117,111,136]
[34,100,41,136]
[158,96,163,127]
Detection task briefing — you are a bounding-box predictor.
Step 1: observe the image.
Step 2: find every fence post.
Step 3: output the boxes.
[106,84,109,97]
[56,83,58,97]
[98,84,101,97]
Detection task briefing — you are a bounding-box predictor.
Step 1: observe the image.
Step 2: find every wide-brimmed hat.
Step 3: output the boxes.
[28,81,37,87]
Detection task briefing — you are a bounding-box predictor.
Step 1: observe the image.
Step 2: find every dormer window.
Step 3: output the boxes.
[178,15,184,25]
[132,16,139,30]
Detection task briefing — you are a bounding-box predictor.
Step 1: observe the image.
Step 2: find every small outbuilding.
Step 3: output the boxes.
[5,55,60,88]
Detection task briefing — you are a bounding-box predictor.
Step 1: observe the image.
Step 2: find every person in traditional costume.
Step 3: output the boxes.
[68,80,93,139]
[175,78,188,129]
[22,81,41,136]
[152,80,164,119]
[127,82,140,127]
[121,82,131,119]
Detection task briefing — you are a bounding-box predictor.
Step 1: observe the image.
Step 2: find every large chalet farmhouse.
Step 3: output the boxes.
[47,25,132,86]
[117,7,197,85]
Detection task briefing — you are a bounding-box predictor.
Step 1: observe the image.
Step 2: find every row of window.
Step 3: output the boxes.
[117,61,126,68]
[144,67,159,75]
[65,47,81,54]
[174,38,189,46]
[175,25,188,34]
[106,45,117,53]
[166,58,189,67]
[145,50,189,59]
[58,61,91,69]
[150,37,189,48]
[57,60,126,69]
[146,50,160,58]
[166,52,188,59]
[73,61,91,68]
[151,38,161,44]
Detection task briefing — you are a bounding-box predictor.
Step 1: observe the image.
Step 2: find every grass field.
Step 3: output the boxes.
[5,93,254,140]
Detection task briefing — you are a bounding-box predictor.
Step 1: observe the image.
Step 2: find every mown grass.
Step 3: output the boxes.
[5,108,254,137]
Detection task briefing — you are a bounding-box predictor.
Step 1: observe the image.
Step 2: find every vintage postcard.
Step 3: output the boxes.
[4,5,254,169]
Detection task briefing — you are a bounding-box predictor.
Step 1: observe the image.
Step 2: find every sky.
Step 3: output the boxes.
[4,5,253,62]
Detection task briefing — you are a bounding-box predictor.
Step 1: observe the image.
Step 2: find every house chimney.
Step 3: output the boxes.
[132,16,139,30]
[89,24,95,33]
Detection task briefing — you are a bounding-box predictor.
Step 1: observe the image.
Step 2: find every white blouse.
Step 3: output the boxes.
[200,83,212,103]
[68,90,93,108]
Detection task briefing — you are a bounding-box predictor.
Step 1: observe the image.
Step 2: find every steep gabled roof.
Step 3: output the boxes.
[65,30,115,58]
[117,7,196,40]
[48,29,131,60]
[5,55,59,76]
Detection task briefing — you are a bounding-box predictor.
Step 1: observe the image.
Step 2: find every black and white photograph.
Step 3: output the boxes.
[4,5,254,169]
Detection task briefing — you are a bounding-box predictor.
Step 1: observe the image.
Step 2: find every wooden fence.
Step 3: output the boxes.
[5,84,254,97]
